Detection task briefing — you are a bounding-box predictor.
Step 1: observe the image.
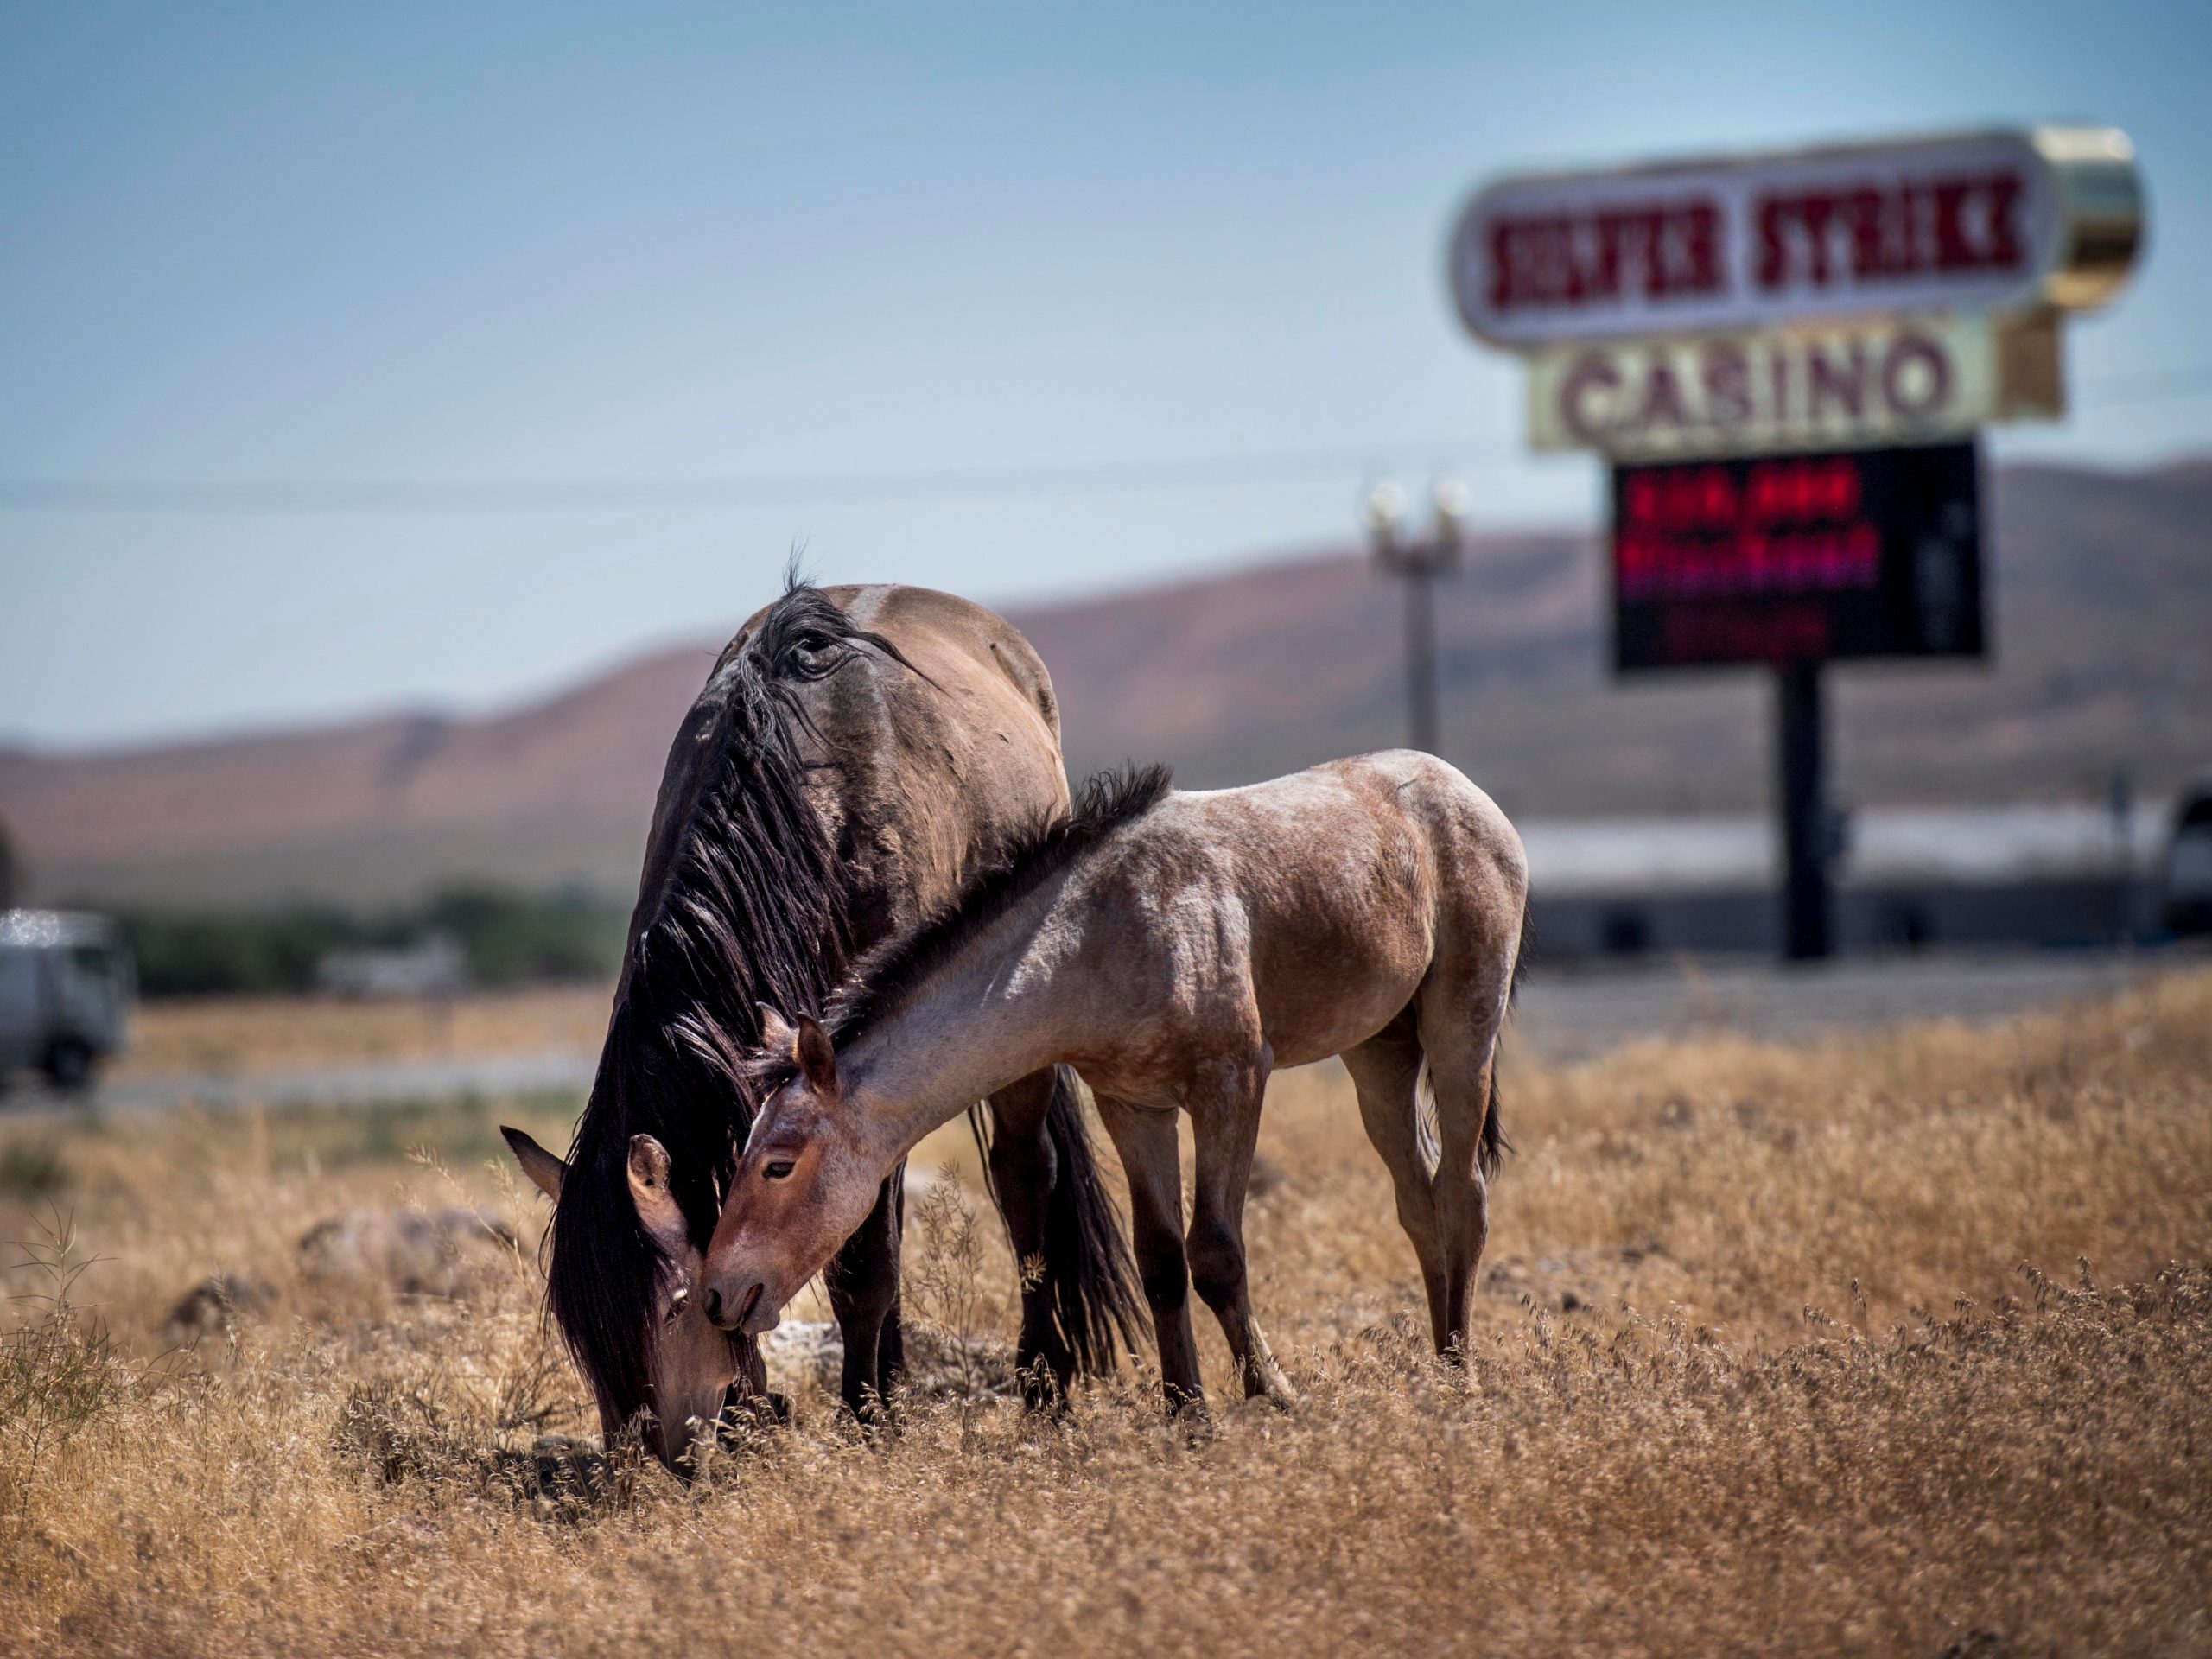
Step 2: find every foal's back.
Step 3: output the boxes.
[1077,751,1526,1071]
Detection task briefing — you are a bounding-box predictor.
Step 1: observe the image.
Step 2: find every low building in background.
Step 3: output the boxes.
[313,933,470,999]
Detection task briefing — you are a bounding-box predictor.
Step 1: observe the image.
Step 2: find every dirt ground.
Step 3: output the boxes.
[3,969,2209,1656]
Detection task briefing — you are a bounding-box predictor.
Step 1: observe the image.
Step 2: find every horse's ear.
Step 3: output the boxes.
[626,1135,690,1255]
[794,1014,839,1094]
[757,1003,798,1058]
[501,1127,569,1203]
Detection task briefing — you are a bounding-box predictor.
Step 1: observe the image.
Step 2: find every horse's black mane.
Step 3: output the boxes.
[753,761,1173,1090]
[545,578,912,1425]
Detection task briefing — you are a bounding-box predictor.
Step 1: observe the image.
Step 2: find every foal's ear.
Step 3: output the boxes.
[501,1126,569,1204]
[794,1014,838,1094]
[756,1004,798,1057]
[626,1134,690,1255]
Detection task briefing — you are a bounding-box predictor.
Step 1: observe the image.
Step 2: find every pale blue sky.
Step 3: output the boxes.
[4,1,2208,748]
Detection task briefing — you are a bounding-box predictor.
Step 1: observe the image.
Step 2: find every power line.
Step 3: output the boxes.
[3,364,2209,518]
[2075,365,2212,401]
[0,437,1528,517]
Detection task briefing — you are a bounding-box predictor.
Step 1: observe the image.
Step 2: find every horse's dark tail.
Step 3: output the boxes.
[1039,1065,1146,1371]
[969,1066,1145,1373]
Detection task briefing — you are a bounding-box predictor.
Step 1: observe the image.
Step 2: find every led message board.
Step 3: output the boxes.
[1611,441,1983,672]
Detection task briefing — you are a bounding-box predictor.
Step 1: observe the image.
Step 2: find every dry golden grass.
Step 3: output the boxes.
[111,985,613,1081]
[5,968,2210,1656]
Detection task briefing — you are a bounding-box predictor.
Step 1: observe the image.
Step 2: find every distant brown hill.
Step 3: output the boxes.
[4,456,2207,910]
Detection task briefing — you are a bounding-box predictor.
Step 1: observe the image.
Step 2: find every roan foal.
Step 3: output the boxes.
[698,753,1529,1412]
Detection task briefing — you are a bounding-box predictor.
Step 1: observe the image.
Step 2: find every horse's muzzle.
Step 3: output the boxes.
[704,1280,767,1333]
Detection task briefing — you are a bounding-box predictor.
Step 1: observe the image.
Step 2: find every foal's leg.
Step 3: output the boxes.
[1415,1006,1506,1362]
[1093,1094,1205,1414]
[981,1068,1076,1407]
[1184,1059,1297,1408]
[1341,1014,1452,1350]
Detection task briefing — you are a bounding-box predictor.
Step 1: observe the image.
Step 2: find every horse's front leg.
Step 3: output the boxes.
[981,1069,1075,1407]
[825,1164,906,1425]
[1185,1056,1297,1408]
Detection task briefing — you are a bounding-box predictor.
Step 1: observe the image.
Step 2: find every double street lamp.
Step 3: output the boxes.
[1363,479,1470,757]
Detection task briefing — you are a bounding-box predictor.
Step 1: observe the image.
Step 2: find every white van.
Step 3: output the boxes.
[0,911,135,1090]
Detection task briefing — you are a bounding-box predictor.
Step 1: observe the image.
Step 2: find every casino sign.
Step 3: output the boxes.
[1444,124,2144,960]
[1525,312,2063,461]
[1451,127,2141,351]
[1447,125,2143,672]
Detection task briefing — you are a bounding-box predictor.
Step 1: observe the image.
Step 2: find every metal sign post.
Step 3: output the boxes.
[1445,124,2143,962]
[1775,659,1829,960]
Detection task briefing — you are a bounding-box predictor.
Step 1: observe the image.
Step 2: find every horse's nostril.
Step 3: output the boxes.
[704,1287,724,1326]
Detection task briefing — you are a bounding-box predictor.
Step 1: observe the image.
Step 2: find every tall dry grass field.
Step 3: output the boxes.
[4,969,2209,1656]
[110,985,612,1081]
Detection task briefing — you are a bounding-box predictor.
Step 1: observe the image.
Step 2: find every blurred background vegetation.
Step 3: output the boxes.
[102,886,626,998]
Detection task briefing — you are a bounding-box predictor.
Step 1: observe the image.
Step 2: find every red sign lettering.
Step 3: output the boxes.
[1755,169,2025,293]
[1487,198,1723,314]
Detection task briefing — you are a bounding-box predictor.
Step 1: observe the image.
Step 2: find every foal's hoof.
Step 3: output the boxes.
[1239,1357,1300,1412]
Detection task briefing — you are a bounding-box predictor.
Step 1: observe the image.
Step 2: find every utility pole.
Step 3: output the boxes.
[1364,480,1469,756]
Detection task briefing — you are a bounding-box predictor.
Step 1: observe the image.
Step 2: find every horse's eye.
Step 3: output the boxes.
[764,1159,796,1181]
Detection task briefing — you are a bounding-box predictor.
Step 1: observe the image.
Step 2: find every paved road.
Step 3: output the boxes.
[2,947,2196,1117]
[1510,948,2183,1063]
[3,1049,599,1120]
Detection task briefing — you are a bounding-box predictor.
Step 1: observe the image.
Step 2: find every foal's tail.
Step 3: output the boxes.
[1477,1063,1510,1180]
[1427,902,1529,1180]
[1480,901,1531,1179]
[968,1066,1145,1374]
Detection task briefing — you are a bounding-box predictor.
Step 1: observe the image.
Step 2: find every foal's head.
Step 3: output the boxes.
[698,1007,883,1337]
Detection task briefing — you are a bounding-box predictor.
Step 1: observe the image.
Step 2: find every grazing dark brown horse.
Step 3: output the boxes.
[697,753,1528,1414]
[499,581,1138,1469]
